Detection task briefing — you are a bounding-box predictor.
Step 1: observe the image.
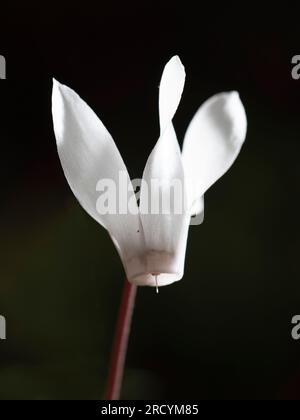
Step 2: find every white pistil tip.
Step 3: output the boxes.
[155,275,159,294]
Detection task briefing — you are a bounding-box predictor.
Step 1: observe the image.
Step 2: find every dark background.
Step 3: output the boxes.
[0,3,299,399]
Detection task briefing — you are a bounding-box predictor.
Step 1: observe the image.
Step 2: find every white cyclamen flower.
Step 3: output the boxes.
[52,56,247,288]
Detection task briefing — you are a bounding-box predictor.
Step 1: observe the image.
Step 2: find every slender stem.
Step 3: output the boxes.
[105,280,137,400]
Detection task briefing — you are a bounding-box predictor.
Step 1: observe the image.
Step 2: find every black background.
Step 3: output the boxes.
[0,3,299,399]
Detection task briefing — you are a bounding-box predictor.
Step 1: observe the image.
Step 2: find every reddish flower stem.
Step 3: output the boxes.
[105,280,137,400]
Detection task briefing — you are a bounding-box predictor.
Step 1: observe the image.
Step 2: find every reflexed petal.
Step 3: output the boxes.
[182,92,247,210]
[159,55,186,132]
[52,79,145,273]
[138,56,189,287]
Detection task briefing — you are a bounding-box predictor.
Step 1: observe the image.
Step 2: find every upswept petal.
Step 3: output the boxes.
[158,55,186,132]
[138,56,190,287]
[52,80,145,272]
[182,92,247,211]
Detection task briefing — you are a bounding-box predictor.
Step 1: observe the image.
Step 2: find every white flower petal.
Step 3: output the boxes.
[52,79,145,275]
[137,56,189,287]
[159,55,185,133]
[182,92,247,209]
